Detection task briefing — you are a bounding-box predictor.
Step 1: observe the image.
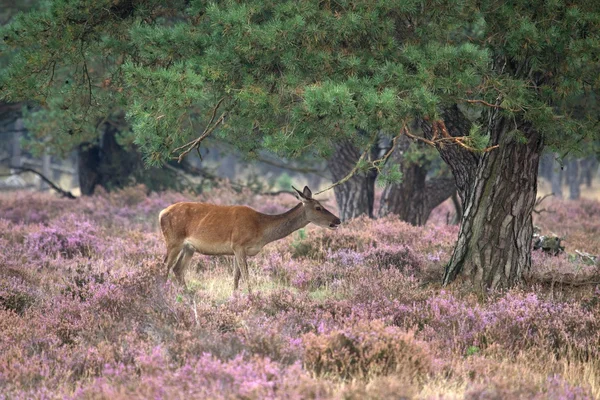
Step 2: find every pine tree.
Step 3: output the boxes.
[1,0,599,290]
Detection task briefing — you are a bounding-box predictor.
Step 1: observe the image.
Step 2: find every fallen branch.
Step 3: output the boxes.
[2,166,76,199]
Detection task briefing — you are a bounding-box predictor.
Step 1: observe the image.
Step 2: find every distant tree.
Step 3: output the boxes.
[327,138,378,220]
[2,0,599,291]
[379,136,456,226]
[581,156,599,188]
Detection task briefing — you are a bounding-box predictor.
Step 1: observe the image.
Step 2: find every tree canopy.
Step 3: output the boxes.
[3,0,597,164]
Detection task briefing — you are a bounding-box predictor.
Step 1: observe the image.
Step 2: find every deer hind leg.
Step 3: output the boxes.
[233,249,251,294]
[173,243,195,289]
[164,244,183,283]
[233,257,241,291]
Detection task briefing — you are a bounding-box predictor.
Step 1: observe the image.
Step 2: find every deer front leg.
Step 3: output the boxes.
[233,249,251,294]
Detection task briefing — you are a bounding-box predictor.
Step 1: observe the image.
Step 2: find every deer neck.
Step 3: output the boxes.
[261,203,309,245]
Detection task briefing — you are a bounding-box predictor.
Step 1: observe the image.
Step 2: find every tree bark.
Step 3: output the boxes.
[379,136,456,225]
[423,106,543,290]
[327,139,376,221]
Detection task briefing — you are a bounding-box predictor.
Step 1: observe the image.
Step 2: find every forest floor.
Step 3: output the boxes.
[1,185,599,399]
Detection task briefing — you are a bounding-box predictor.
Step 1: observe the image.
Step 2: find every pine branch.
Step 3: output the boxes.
[460,98,519,112]
[315,150,368,195]
[172,98,227,163]
[402,123,499,153]
[315,132,402,195]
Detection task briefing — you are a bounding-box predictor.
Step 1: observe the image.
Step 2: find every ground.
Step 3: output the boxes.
[0,184,599,399]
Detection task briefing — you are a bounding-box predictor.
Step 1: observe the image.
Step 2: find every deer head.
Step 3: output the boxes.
[292,185,341,230]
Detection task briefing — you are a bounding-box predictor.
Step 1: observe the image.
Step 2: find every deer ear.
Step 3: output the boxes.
[302,186,313,199]
[292,186,306,202]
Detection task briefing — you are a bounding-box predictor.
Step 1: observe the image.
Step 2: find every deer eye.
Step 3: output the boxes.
[315,207,322,211]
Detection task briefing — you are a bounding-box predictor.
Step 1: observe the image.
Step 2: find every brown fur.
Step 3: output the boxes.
[159,186,340,292]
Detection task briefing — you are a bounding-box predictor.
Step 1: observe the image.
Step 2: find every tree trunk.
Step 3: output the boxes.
[538,152,553,182]
[423,106,543,290]
[567,158,580,200]
[77,122,139,195]
[444,118,542,290]
[11,118,23,168]
[327,139,375,221]
[551,156,563,198]
[77,143,101,195]
[450,192,462,225]
[41,151,51,190]
[379,136,456,225]
[580,156,598,188]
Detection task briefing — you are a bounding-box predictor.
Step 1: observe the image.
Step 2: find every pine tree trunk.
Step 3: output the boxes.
[551,156,563,198]
[440,117,543,290]
[77,143,101,195]
[566,158,580,200]
[77,122,139,195]
[581,156,598,188]
[379,136,456,226]
[327,140,375,221]
[538,152,554,182]
[421,106,544,290]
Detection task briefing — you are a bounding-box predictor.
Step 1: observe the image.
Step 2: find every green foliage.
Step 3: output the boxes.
[466,345,480,356]
[376,164,403,188]
[1,0,599,164]
[465,124,490,152]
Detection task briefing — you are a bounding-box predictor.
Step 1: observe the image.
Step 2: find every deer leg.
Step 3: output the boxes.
[173,244,195,289]
[164,245,183,283]
[233,249,252,294]
[233,257,241,291]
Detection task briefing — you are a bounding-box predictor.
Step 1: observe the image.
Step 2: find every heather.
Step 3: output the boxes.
[1,186,599,399]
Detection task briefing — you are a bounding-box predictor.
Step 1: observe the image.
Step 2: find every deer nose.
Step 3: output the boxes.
[333,218,341,225]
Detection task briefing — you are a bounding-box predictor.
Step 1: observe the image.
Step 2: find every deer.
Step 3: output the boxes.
[158,186,341,292]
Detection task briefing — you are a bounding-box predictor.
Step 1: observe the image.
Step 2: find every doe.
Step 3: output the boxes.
[158,186,341,292]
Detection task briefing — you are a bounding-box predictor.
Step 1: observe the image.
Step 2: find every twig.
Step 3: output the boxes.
[460,98,520,112]
[3,166,77,199]
[402,126,435,146]
[192,298,199,327]
[403,123,499,153]
[315,132,402,195]
[371,133,402,172]
[315,150,368,195]
[172,98,226,163]
[533,193,554,214]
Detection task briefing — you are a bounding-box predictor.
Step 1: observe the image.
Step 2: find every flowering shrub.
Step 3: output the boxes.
[0,276,39,314]
[303,320,432,380]
[0,187,598,398]
[25,216,101,259]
